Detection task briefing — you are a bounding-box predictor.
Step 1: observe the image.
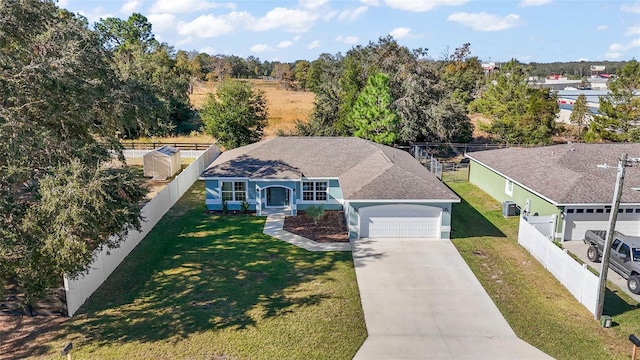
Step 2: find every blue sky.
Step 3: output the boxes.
[59,0,640,64]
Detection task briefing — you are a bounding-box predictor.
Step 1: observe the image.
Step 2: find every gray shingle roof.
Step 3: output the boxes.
[201,137,459,202]
[466,143,640,205]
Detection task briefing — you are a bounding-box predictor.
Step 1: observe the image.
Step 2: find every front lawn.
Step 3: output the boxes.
[448,181,640,360]
[38,182,366,359]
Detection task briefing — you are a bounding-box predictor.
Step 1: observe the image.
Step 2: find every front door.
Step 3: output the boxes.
[266,187,289,207]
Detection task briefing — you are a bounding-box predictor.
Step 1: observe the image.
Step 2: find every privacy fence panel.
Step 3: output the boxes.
[517,217,598,317]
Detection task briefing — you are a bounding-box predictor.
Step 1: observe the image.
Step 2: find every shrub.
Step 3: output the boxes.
[305,205,325,225]
[240,200,250,215]
[221,199,229,215]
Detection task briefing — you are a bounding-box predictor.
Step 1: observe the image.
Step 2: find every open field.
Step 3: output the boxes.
[447,181,640,360]
[1,182,365,360]
[190,80,315,138]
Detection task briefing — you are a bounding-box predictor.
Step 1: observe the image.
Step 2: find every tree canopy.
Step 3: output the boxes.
[585,59,640,142]
[200,80,268,149]
[469,59,558,144]
[0,0,148,308]
[296,37,477,144]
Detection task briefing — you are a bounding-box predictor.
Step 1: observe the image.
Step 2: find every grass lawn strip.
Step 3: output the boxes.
[447,181,640,360]
[39,182,366,359]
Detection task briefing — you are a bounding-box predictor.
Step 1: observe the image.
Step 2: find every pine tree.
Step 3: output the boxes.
[349,73,400,145]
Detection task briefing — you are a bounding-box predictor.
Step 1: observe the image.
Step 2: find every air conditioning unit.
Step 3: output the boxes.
[502,201,518,217]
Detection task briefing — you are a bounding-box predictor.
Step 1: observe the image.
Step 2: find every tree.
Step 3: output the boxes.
[298,37,472,143]
[585,60,640,142]
[569,94,590,140]
[349,73,400,145]
[294,60,311,90]
[469,59,558,144]
[200,80,268,149]
[0,0,147,309]
[95,14,195,137]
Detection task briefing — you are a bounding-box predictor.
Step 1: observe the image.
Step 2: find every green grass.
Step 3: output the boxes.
[44,182,366,359]
[447,181,640,360]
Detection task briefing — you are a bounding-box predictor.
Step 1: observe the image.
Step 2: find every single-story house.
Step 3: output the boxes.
[466,143,640,241]
[199,137,460,239]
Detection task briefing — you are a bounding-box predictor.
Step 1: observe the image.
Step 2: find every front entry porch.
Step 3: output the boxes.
[256,185,296,216]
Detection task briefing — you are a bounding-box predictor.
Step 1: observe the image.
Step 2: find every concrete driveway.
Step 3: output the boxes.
[351,238,553,360]
[563,240,640,303]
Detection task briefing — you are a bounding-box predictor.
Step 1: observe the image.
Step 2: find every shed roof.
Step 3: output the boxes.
[148,145,180,156]
[201,137,459,202]
[466,143,640,205]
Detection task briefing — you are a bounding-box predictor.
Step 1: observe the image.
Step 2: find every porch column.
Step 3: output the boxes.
[291,188,297,216]
[256,185,262,216]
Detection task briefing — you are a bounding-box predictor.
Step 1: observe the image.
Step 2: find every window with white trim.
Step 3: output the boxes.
[505,179,514,196]
[302,181,328,201]
[221,181,246,202]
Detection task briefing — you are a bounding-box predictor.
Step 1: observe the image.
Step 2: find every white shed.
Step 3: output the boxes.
[143,145,181,179]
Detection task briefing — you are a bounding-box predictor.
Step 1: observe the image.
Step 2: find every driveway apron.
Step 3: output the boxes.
[351,238,554,360]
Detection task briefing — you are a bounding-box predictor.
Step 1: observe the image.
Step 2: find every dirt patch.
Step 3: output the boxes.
[283,210,349,243]
[0,315,66,360]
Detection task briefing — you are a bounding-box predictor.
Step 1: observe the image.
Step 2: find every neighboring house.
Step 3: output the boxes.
[466,143,640,241]
[199,137,460,239]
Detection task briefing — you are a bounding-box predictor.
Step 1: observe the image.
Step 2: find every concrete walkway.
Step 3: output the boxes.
[262,215,351,252]
[351,238,554,360]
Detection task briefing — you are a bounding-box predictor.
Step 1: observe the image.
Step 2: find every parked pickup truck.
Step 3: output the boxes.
[584,230,640,294]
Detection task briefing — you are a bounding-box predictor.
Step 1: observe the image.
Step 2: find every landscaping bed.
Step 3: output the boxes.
[283,210,349,243]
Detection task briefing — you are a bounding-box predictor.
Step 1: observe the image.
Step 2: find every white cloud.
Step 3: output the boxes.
[120,0,142,14]
[625,26,640,36]
[621,3,640,14]
[608,43,626,52]
[307,40,320,49]
[200,46,217,55]
[605,39,640,57]
[596,24,608,31]
[147,13,176,33]
[248,7,318,33]
[360,0,380,5]
[277,40,294,48]
[384,0,467,12]
[518,0,552,7]
[390,27,410,39]
[150,0,235,14]
[58,0,70,8]
[177,13,245,38]
[293,35,302,41]
[605,52,622,59]
[338,6,368,21]
[336,35,359,44]
[447,12,521,31]
[250,44,271,53]
[577,57,589,62]
[300,0,329,10]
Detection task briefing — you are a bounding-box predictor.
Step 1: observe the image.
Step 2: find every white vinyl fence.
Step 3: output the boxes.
[518,216,599,317]
[63,145,220,316]
[123,149,205,158]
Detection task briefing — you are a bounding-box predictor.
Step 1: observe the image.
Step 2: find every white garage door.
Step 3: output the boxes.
[565,212,640,241]
[359,204,442,238]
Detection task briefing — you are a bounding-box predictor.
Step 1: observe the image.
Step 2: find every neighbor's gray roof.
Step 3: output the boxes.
[466,143,640,205]
[201,137,459,202]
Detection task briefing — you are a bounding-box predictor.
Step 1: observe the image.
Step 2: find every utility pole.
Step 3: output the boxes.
[594,153,635,320]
